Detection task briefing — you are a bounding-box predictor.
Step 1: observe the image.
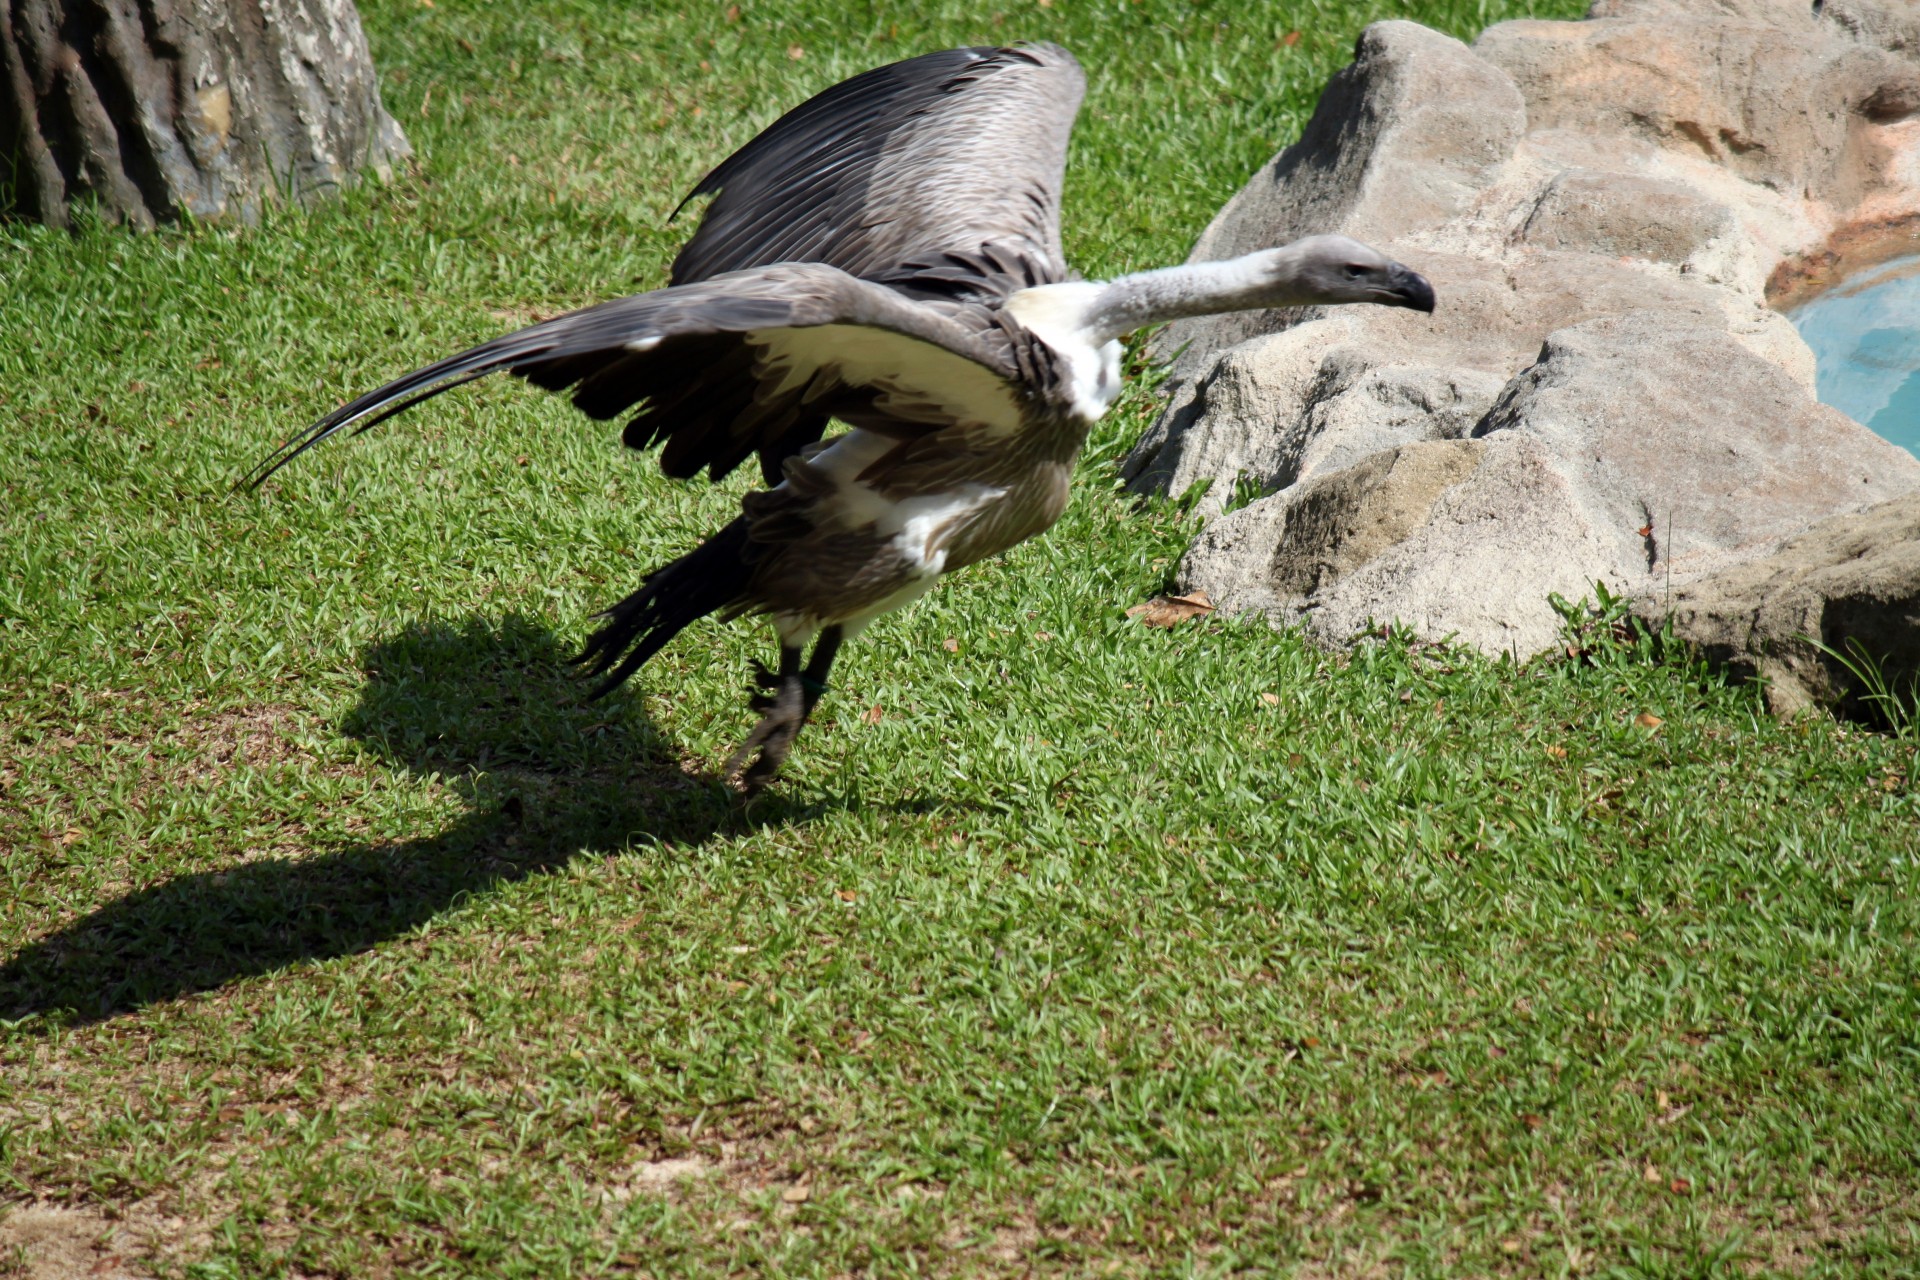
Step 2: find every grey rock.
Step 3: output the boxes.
[1290,356,1507,489]
[1181,314,1920,656]
[1129,327,1505,511]
[1819,1,1920,58]
[1591,0,1920,54]
[1133,5,1920,667]
[1643,492,1920,717]
[1475,12,1920,199]
[1182,435,1620,656]
[1520,169,1737,264]
[1474,312,1920,583]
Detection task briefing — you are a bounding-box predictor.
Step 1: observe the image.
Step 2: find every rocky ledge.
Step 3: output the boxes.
[1123,0,1920,706]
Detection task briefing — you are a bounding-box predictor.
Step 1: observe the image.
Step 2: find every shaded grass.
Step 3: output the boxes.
[4,0,1920,1276]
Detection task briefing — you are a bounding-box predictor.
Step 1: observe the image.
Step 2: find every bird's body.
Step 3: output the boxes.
[245,43,1435,788]
[739,277,1125,643]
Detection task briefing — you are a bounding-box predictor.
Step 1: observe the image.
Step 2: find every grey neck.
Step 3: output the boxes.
[1081,248,1306,346]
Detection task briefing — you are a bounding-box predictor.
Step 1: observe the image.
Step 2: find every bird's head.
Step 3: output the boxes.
[1260,235,1436,313]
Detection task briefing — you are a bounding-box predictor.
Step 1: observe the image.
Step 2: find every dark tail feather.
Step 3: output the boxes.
[573,518,756,697]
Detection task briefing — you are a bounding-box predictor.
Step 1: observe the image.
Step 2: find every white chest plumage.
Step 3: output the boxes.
[805,430,1006,575]
[1003,282,1126,423]
[772,427,985,640]
[752,286,1127,643]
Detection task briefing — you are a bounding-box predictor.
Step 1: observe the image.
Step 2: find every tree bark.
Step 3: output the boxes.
[0,0,410,229]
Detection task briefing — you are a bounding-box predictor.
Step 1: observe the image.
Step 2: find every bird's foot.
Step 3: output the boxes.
[728,635,840,795]
[725,708,801,793]
[746,658,783,711]
[725,673,824,794]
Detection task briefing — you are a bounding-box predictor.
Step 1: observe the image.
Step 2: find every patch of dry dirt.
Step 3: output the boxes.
[0,1203,155,1280]
[1713,1190,1920,1275]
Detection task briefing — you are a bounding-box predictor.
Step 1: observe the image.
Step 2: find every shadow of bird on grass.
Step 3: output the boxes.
[0,614,817,1027]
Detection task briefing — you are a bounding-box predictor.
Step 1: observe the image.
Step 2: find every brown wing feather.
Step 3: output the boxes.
[242,265,1024,490]
[669,44,1085,290]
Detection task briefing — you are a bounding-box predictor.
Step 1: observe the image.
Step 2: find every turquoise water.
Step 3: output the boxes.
[1788,253,1920,457]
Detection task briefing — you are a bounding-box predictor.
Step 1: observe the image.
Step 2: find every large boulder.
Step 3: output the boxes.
[1645,493,1920,717]
[1125,0,1920,673]
[1476,9,1920,208]
[1182,314,1920,656]
[1183,436,1618,656]
[1473,312,1920,583]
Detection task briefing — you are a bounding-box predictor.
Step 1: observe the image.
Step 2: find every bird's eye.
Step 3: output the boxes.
[1343,264,1367,279]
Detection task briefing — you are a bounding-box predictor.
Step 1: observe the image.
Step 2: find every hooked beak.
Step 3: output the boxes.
[1385,263,1436,313]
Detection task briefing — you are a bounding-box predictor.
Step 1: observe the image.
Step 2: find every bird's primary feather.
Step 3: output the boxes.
[241,263,1031,492]
[670,44,1084,291]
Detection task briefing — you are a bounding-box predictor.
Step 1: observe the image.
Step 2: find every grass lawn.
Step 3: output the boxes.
[4,0,1920,1275]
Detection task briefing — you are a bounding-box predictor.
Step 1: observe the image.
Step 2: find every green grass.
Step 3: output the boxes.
[4,0,1919,1275]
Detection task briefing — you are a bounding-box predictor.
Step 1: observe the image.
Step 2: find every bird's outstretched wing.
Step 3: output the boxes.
[240,264,1028,491]
[669,43,1085,291]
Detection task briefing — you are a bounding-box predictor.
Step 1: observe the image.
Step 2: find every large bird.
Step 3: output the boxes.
[244,43,1435,789]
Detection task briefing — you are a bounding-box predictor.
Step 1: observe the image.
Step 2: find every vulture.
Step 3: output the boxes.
[244,43,1436,790]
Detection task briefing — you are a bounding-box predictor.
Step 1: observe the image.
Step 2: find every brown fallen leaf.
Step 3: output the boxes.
[781,1182,811,1203]
[1260,692,1280,706]
[1642,1161,1661,1183]
[1669,1177,1692,1194]
[1281,30,1301,46]
[942,636,959,653]
[836,889,857,902]
[1126,590,1214,629]
[787,43,805,59]
[862,705,884,726]
[1033,630,1053,641]
[1545,745,1568,759]
[1635,712,1665,729]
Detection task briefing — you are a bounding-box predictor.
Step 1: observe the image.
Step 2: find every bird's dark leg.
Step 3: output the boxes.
[801,626,843,718]
[724,642,802,788]
[725,626,844,792]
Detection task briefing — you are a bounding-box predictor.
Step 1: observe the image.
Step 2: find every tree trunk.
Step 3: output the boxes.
[0,0,410,229]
